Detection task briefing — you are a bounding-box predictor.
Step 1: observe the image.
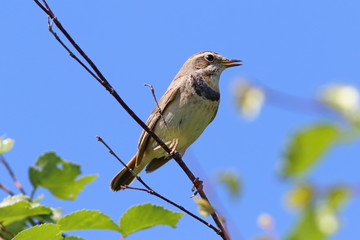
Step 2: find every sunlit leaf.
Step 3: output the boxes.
[286,184,313,209]
[319,84,359,116]
[326,187,350,210]
[282,124,340,178]
[234,80,265,120]
[315,206,338,235]
[0,137,15,154]
[36,207,63,224]
[29,152,97,200]
[12,224,62,240]
[217,170,241,198]
[194,198,215,217]
[0,194,52,225]
[286,206,327,240]
[119,203,183,237]
[58,210,120,232]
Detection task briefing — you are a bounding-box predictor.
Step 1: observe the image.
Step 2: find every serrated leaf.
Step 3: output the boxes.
[58,210,120,232]
[119,203,183,237]
[282,124,340,178]
[36,207,63,224]
[64,236,86,240]
[12,224,62,240]
[286,184,313,209]
[217,170,241,198]
[29,152,97,200]
[0,137,15,154]
[194,198,215,217]
[0,194,52,225]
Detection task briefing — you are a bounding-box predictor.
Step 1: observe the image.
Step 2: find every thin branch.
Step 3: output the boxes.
[0,155,26,195]
[97,137,219,233]
[125,185,218,229]
[32,1,229,238]
[0,183,14,196]
[0,223,15,238]
[144,84,168,128]
[96,136,151,190]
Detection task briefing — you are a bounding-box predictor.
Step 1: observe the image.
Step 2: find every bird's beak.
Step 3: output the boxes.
[219,59,242,68]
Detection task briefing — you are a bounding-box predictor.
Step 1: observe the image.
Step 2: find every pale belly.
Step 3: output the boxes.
[150,92,219,156]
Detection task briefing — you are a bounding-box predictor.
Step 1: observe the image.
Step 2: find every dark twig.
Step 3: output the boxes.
[0,183,14,196]
[125,185,218,229]
[97,136,219,233]
[0,155,26,195]
[96,136,151,190]
[0,223,15,238]
[32,1,229,238]
[144,84,168,128]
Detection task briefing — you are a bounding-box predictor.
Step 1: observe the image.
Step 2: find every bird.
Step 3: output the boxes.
[110,51,241,191]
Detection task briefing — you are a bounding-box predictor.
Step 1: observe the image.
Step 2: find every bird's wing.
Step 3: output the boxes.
[136,86,180,166]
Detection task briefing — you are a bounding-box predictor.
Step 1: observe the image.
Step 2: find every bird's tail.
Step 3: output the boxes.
[110,153,139,191]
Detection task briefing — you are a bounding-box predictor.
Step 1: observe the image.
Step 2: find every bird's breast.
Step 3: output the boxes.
[155,77,220,153]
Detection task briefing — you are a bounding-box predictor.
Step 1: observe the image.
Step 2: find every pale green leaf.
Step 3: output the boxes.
[286,184,313,209]
[286,206,327,240]
[29,152,97,200]
[0,137,15,154]
[12,224,62,240]
[58,210,120,232]
[217,170,241,198]
[282,124,340,178]
[0,194,52,225]
[119,203,183,237]
[326,187,350,210]
[194,198,215,217]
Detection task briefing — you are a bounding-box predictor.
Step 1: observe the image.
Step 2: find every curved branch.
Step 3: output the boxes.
[32,1,229,239]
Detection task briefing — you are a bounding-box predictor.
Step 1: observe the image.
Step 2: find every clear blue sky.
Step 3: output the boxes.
[1,1,360,239]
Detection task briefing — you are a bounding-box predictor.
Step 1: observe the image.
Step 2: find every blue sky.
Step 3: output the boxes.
[1,1,360,239]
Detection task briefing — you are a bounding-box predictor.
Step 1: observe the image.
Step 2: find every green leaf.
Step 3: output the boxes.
[64,236,86,240]
[119,203,184,237]
[286,184,313,209]
[194,198,215,217]
[0,194,52,225]
[58,210,120,232]
[282,124,340,178]
[36,207,63,224]
[0,137,15,154]
[217,170,241,198]
[29,152,97,200]
[12,224,62,240]
[326,187,350,210]
[286,206,327,240]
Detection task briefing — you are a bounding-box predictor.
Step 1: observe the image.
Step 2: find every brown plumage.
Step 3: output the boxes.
[110,51,241,191]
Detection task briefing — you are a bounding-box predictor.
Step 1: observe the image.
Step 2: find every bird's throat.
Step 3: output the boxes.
[190,75,220,102]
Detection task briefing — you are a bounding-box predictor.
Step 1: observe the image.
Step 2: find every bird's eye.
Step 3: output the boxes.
[205,54,214,62]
